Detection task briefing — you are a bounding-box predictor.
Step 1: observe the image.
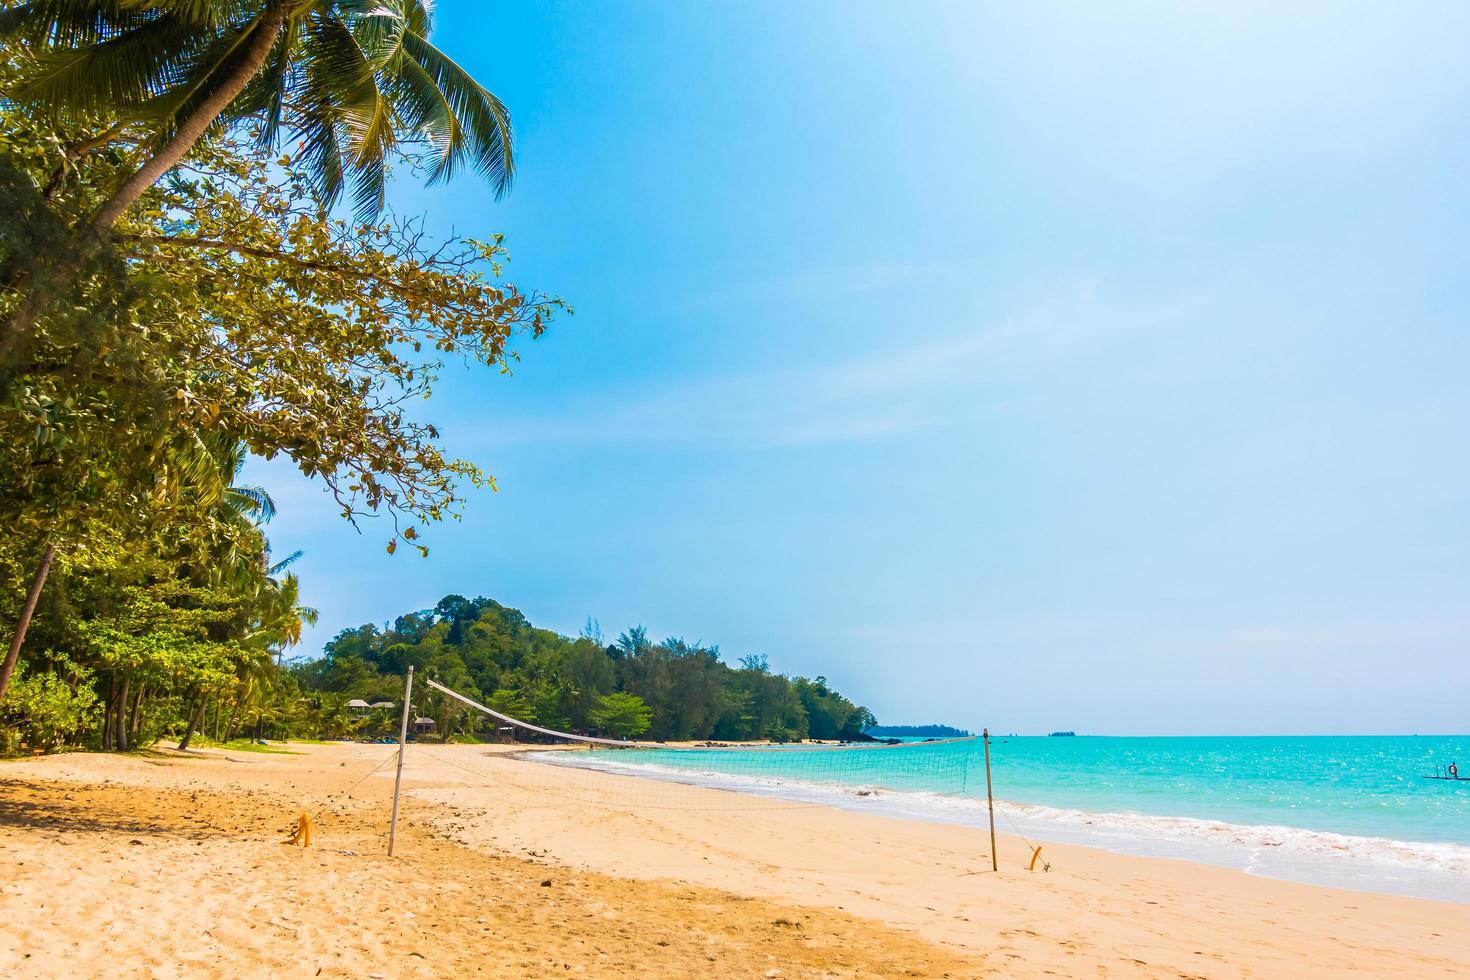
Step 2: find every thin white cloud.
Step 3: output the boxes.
[474,338,965,449]
[472,280,1131,451]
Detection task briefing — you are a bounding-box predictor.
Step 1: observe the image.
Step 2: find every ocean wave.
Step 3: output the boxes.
[996,799,1470,877]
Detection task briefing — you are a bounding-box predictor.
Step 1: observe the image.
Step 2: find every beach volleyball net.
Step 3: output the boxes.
[409,677,986,815]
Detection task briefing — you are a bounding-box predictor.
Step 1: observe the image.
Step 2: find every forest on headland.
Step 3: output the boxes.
[297,595,877,743]
[865,724,971,738]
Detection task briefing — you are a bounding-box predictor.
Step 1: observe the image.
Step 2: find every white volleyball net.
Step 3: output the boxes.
[409,678,986,817]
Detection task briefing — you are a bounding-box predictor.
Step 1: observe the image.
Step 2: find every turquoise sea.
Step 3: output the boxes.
[544,734,1470,902]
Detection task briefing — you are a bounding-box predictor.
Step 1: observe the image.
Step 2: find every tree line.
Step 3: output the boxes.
[295,597,878,743]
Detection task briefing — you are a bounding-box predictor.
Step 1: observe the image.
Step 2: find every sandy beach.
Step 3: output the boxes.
[2,741,1468,979]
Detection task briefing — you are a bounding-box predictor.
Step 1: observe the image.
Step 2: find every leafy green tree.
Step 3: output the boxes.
[0,417,321,752]
[795,675,873,741]
[0,125,558,693]
[109,136,561,547]
[617,643,675,738]
[662,642,728,740]
[561,638,614,730]
[422,652,477,739]
[483,687,536,740]
[0,659,99,753]
[615,625,649,659]
[589,691,652,740]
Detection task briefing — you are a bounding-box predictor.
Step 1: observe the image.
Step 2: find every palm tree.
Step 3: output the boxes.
[175,441,317,747]
[195,437,283,587]
[251,567,318,656]
[0,0,514,359]
[226,570,318,739]
[3,0,513,222]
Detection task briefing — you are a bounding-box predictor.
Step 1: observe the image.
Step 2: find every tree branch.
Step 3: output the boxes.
[118,233,406,288]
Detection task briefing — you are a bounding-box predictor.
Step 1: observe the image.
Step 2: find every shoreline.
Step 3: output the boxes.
[532,743,1470,904]
[6,742,1470,977]
[395,742,1470,975]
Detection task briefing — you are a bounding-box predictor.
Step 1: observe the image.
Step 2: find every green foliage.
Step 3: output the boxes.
[121,137,562,544]
[0,93,561,557]
[589,692,652,740]
[0,460,318,754]
[293,595,876,744]
[485,688,537,724]
[0,661,100,753]
[189,737,300,755]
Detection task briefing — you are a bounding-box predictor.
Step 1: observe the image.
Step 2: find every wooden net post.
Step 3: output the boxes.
[984,727,997,872]
[387,666,414,857]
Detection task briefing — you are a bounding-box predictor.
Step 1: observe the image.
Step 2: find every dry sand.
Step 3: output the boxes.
[1,741,1467,979]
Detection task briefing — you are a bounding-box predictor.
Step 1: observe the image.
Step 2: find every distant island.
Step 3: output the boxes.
[1049,731,1077,737]
[864,724,972,738]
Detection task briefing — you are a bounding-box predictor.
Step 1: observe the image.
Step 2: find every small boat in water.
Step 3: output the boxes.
[1423,762,1468,781]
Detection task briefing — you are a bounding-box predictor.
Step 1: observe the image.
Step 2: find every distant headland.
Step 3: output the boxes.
[864,724,973,738]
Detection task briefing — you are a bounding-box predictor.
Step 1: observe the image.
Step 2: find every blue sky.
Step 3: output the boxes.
[246,1,1470,735]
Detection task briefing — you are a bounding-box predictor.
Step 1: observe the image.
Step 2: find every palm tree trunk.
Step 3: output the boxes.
[225,697,241,743]
[178,695,206,751]
[0,0,288,393]
[89,0,288,232]
[115,676,130,751]
[101,679,115,751]
[129,684,147,740]
[0,542,57,703]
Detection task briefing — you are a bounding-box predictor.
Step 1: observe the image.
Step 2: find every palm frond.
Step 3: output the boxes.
[399,29,512,197]
[0,0,144,48]
[5,0,515,221]
[160,429,227,507]
[131,11,279,140]
[224,483,277,523]
[340,65,398,219]
[386,43,461,181]
[11,17,208,118]
[267,548,302,575]
[344,0,406,70]
[221,432,248,480]
[299,9,398,218]
[119,0,252,28]
[292,94,346,209]
[402,0,430,38]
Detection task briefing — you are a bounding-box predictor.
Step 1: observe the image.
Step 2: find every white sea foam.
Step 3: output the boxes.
[532,751,1470,903]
